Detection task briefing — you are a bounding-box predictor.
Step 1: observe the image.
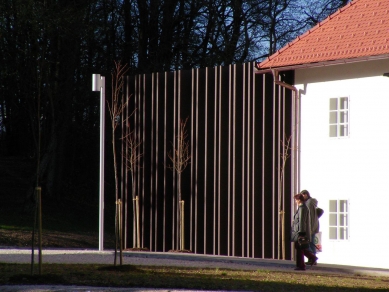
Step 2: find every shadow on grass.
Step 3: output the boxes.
[98,265,138,272]
[8,274,68,285]
[2,264,389,291]
[147,269,388,292]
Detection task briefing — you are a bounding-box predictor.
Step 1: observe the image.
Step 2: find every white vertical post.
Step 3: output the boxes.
[92,74,105,251]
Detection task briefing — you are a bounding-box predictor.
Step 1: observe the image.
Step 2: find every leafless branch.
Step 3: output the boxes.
[122,127,143,172]
[280,135,292,170]
[167,116,191,251]
[167,117,191,174]
[107,60,130,266]
[107,61,130,131]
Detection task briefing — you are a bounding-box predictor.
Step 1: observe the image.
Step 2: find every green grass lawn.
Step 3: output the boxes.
[1,263,389,291]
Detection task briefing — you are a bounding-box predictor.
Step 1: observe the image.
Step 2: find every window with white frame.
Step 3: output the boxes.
[329,97,349,137]
[329,200,349,240]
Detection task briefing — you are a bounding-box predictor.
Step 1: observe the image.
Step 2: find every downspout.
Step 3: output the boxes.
[271,69,300,261]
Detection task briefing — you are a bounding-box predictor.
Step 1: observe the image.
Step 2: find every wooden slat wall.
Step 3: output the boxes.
[120,63,297,260]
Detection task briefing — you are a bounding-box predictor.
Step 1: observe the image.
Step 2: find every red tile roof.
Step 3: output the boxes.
[256,0,389,70]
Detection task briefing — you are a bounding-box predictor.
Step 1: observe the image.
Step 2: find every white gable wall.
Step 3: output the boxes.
[295,59,389,269]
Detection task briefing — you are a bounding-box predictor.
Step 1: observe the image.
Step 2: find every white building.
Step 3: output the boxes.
[257,0,389,269]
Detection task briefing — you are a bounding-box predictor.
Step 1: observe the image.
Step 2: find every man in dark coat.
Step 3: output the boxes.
[291,193,317,270]
[301,189,319,265]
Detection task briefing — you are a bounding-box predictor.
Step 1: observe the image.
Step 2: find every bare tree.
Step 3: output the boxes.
[278,134,292,260]
[122,126,143,249]
[167,117,191,251]
[300,0,351,27]
[107,61,130,266]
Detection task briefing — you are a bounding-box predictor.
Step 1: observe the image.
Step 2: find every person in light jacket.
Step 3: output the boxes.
[291,193,318,270]
[300,189,319,265]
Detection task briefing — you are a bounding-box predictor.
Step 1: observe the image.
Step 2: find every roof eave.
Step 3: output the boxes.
[255,54,389,74]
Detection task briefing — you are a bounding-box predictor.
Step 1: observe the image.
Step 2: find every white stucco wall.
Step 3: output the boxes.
[295,59,389,269]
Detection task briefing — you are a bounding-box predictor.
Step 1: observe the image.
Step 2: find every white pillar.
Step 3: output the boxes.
[92,74,105,251]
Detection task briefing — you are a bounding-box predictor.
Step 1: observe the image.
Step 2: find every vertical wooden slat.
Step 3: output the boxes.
[155,72,159,251]
[150,73,155,251]
[120,83,124,249]
[172,71,177,250]
[203,67,208,253]
[271,79,276,259]
[292,88,296,196]
[251,62,256,258]
[120,78,126,249]
[232,64,236,257]
[177,70,181,250]
[142,74,146,248]
[190,69,195,253]
[298,89,301,191]
[291,79,297,259]
[195,68,199,254]
[213,66,217,255]
[241,63,246,257]
[227,65,232,256]
[246,63,251,257]
[163,72,167,252]
[217,65,222,255]
[282,87,286,259]
[134,75,142,244]
[276,80,281,259]
[262,73,266,258]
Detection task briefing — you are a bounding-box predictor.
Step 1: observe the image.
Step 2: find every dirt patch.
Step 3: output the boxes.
[168,249,193,253]
[124,247,150,252]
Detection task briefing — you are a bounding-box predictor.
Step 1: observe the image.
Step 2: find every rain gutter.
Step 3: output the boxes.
[255,54,389,74]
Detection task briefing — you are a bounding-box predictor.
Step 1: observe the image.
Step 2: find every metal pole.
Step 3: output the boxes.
[136,195,140,248]
[132,196,140,248]
[92,74,105,251]
[118,199,123,265]
[180,200,184,250]
[36,187,42,275]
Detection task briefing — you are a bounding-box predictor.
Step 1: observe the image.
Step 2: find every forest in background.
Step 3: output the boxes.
[0,0,349,224]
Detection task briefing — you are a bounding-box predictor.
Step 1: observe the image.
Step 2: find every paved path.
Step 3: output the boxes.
[1,248,389,291]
